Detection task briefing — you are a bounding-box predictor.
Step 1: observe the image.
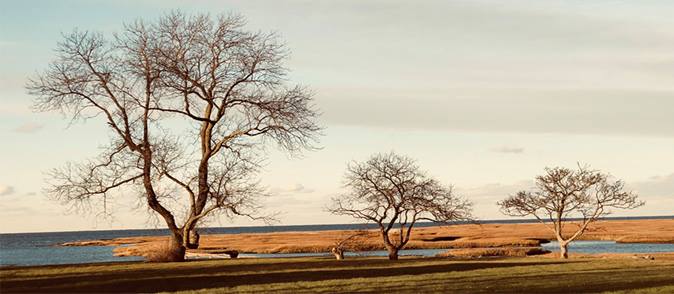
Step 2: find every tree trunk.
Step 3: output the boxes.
[387,247,399,260]
[380,229,399,260]
[185,229,200,249]
[331,247,344,260]
[559,241,569,259]
[165,233,187,262]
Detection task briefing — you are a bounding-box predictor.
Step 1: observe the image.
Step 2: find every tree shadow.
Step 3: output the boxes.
[1,258,566,293]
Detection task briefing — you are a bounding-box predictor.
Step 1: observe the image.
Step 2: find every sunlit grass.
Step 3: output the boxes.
[2,256,673,293]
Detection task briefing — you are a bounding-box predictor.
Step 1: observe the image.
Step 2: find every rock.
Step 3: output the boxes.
[633,255,656,260]
[224,250,239,258]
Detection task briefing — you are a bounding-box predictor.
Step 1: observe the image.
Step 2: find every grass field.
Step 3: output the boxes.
[2,256,674,293]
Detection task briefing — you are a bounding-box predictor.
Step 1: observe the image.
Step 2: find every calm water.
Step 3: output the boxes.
[542,240,674,254]
[0,223,446,266]
[1,216,672,267]
[239,248,448,259]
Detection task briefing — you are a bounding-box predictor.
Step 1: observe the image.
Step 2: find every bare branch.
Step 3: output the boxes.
[28,11,321,260]
[328,152,473,260]
[497,165,644,258]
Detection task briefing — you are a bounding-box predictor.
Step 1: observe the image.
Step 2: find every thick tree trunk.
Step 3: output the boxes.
[559,242,569,259]
[387,247,399,260]
[165,233,186,262]
[140,148,184,262]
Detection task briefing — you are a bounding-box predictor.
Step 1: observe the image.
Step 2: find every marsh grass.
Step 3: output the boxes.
[71,219,674,258]
[437,247,550,258]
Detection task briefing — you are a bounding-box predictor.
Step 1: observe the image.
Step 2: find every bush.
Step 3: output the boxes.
[144,239,186,262]
[437,247,550,258]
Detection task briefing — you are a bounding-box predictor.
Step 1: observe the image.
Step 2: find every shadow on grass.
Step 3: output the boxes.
[372,266,674,294]
[0,258,563,293]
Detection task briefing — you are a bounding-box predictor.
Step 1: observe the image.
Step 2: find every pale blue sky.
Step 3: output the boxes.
[1,0,673,233]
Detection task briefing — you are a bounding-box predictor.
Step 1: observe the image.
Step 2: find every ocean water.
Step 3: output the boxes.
[0,223,443,266]
[239,248,449,259]
[542,240,674,254]
[1,216,672,267]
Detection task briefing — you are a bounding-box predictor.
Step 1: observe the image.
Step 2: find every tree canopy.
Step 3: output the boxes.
[28,12,321,260]
[329,152,473,259]
[498,165,643,258]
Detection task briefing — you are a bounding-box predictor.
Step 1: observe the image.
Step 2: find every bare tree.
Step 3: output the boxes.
[498,165,643,259]
[27,12,320,261]
[328,153,473,260]
[330,230,370,260]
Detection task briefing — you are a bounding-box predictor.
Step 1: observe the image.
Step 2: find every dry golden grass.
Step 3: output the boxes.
[65,218,674,258]
[142,241,182,262]
[617,235,674,243]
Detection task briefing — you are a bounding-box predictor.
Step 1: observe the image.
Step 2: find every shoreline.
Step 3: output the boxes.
[8,214,666,235]
[3,251,673,270]
[60,218,674,258]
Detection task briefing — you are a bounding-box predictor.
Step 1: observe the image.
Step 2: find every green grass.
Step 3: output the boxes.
[1,257,673,293]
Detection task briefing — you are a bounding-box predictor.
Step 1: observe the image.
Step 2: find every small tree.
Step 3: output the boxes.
[329,152,473,260]
[498,165,643,259]
[330,230,369,260]
[27,12,320,261]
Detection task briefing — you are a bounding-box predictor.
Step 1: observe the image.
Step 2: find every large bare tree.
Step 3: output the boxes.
[329,153,473,260]
[498,165,643,259]
[27,12,320,261]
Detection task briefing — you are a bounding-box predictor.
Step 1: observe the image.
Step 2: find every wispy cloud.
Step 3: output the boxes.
[13,123,44,133]
[320,92,674,137]
[457,174,674,219]
[266,184,318,208]
[0,185,16,196]
[491,146,525,154]
[270,183,315,195]
[455,181,534,218]
[458,181,533,201]
[628,173,674,198]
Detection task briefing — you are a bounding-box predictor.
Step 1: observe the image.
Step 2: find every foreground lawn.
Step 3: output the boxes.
[1,256,673,293]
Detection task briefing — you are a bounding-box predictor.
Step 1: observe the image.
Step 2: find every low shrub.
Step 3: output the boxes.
[437,247,550,258]
[144,239,186,262]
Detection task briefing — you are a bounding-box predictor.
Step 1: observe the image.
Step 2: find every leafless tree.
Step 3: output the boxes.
[498,165,643,259]
[328,153,473,260]
[330,230,370,260]
[27,12,320,261]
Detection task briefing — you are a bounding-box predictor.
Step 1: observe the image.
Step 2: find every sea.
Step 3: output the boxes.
[1,216,672,267]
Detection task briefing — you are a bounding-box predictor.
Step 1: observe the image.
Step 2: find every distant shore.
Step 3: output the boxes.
[61,218,674,258]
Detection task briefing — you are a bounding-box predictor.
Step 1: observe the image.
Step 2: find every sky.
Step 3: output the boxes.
[1,0,673,233]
